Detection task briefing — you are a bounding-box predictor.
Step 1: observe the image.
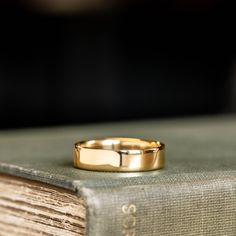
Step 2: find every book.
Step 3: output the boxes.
[0,116,236,236]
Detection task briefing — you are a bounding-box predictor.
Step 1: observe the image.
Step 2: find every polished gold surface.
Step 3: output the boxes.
[74,138,165,172]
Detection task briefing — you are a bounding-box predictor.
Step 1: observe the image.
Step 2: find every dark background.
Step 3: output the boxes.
[0,1,235,129]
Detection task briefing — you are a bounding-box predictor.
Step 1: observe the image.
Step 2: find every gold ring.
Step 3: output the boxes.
[74,138,165,172]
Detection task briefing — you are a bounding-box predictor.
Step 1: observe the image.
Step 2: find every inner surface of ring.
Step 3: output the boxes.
[79,138,161,151]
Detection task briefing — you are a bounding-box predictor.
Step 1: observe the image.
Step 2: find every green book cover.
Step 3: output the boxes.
[0,116,236,235]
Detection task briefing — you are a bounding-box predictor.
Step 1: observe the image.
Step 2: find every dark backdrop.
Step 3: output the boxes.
[0,1,235,129]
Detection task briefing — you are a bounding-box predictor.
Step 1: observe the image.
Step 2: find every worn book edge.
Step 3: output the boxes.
[0,174,86,236]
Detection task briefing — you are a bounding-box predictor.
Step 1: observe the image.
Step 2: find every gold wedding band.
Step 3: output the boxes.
[74,138,165,172]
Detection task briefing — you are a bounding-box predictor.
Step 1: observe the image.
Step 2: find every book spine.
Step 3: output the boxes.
[79,174,236,236]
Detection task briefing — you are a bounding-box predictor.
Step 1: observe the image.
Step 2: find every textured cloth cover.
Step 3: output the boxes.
[0,116,236,235]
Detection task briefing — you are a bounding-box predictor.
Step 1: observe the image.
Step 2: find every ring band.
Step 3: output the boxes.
[74,138,165,172]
